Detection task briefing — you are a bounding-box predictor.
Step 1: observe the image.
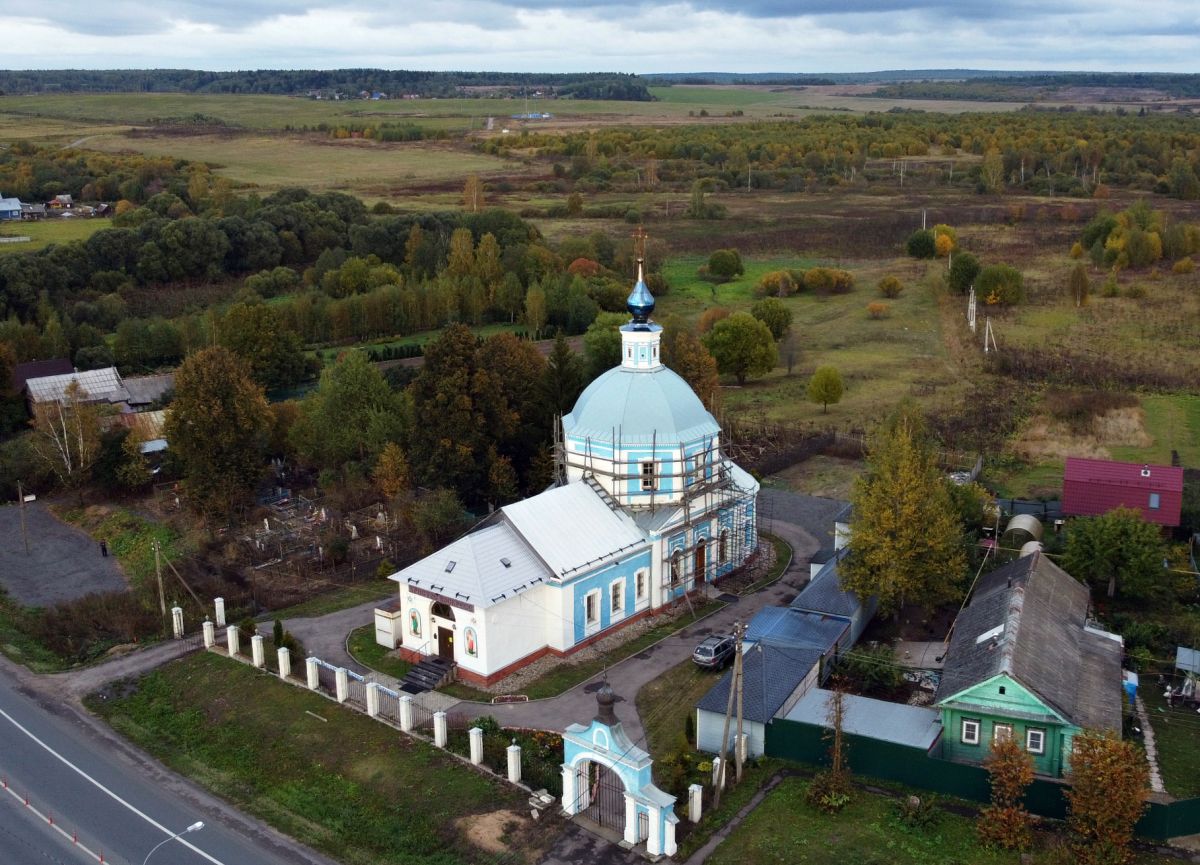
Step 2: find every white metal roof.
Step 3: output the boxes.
[501,481,649,579]
[784,688,943,751]
[390,522,553,609]
[563,364,720,446]
[25,367,127,404]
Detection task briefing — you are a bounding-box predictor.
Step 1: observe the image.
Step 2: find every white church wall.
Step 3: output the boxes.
[482,583,562,677]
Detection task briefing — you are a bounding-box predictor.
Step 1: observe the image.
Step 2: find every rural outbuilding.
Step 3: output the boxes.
[1062,456,1183,527]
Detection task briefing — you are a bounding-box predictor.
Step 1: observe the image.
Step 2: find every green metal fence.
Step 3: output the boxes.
[764,718,1198,840]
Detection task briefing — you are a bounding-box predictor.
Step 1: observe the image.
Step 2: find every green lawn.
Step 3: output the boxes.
[436,598,727,701]
[88,652,549,865]
[0,589,65,673]
[1111,394,1200,468]
[0,217,111,255]
[1142,685,1200,800]
[637,657,727,763]
[705,774,1174,865]
[989,460,1064,500]
[347,624,412,680]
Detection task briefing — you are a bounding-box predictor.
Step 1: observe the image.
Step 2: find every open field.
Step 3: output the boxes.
[89,651,551,865]
[86,133,529,196]
[0,216,111,254]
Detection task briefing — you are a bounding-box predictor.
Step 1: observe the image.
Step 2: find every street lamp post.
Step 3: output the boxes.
[143,821,205,865]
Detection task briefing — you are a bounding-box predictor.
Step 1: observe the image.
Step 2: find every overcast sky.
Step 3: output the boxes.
[1,1,1197,73]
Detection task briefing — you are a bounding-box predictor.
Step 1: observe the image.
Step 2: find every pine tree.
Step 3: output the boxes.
[840,412,967,615]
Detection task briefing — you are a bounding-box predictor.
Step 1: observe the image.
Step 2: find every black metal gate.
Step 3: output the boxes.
[317,663,337,694]
[583,761,626,832]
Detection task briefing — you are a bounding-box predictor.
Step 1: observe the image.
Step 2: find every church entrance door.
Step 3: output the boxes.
[582,760,626,832]
[694,540,707,584]
[437,627,455,660]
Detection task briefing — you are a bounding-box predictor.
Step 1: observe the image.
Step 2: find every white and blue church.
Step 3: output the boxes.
[374,261,760,687]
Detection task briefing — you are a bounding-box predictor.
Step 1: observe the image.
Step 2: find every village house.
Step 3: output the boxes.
[374,261,759,688]
[934,552,1124,778]
[0,196,21,220]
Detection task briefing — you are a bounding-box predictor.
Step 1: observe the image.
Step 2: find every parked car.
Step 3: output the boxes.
[693,634,736,669]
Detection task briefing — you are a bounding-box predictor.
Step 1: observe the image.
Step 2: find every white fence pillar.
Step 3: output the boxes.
[251,634,265,668]
[506,743,522,784]
[202,620,215,648]
[214,597,225,628]
[306,657,319,690]
[561,764,578,815]
[335,668,349,703]
[688,783,703,823]
[277,647,291,680]
[664,816,677,857]
[226,626,240,657]
[399,695,414,732]
[469,727,484,765]
[623,793,638,845]
[170,606,184,639]
[433,711,447,747]
[646,804,663,857]
[366,683,380,717]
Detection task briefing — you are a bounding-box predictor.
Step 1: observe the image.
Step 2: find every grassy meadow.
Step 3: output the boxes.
[0,216,112,254]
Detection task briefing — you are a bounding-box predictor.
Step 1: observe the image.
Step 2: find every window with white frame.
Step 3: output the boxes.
[585,590,600,626]
[635,571,648,602]
[641,461,657,491]
[611,579,625,615]
[993,722,1013,744]
[961,718,980,745]
[1026,728,1045,754]
[1149,492,1161,509]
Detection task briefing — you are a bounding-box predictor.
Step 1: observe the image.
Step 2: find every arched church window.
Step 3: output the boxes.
[719,529,729,563]
[431,602,455,621]
[671,550,683,585]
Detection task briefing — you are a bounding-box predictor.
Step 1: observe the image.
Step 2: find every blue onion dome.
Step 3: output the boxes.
[626,260,655,325]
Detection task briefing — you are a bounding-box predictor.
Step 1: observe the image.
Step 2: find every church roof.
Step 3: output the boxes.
[391,522,553,608]
[563,364,720,446]
[501,481,648,578]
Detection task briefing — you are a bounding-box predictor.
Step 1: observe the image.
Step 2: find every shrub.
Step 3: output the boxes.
[948,251,980,294]
[749,297,793,339]
[1173,257,1195,274]
[894,794,941,830]
[906,229,936,258]
[1124,283,1147,299]
[1070,241,1084,259]
[755,269,802,298]
[1101,273,1120,297]
[804,267,854,295]
[977,263,1025,305]
[706,248,744,281]
[866,302,889,319]
[877,276,903,298]
[697,306,731,334]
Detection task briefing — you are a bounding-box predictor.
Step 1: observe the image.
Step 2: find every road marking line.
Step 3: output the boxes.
[0,708,227,865]
[0,777,104,862]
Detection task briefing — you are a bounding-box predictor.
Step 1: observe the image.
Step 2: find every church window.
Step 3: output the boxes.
[719,529,729,563]
[641,461,657,491]
[611,580,624,615]
[431,601,455,621]
[670,550,683,585]
[585,591,600,625]
[693,448,708,485]
[636,571,648,601]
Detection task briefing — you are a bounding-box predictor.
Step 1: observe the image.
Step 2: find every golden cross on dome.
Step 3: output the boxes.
[631,226,648,262]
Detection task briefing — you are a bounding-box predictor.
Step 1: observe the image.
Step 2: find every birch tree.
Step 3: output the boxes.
[31,380,102,501]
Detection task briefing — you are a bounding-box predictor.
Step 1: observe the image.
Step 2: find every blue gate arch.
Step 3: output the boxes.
[561,684,678,858]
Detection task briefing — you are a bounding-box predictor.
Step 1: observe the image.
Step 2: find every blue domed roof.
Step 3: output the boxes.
[563,365,720,446]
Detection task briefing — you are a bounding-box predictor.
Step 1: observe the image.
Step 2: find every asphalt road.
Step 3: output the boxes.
[0,665,338,865]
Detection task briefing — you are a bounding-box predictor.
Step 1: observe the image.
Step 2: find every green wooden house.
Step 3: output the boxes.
[934,553,1124,778]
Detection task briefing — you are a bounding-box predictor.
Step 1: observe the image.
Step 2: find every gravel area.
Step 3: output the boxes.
[0,501,128,607]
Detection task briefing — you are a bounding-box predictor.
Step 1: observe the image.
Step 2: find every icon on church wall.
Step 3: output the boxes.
[464,627,478,657]
[409,609,421,637]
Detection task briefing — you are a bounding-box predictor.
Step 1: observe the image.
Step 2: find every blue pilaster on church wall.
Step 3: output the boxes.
[569,549,653,646]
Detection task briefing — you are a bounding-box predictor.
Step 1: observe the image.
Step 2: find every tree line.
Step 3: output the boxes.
[0,69,653,100]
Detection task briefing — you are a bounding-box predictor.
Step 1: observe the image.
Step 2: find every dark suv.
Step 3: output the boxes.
[692,634,736,669]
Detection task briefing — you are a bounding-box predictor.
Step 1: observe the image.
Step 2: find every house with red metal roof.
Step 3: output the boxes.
[1062,457,1183,527]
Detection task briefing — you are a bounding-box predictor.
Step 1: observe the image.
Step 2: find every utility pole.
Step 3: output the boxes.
[714,621,745,807]
[734,629,746,782]
[17,480,29,555]
[153,539,167,632]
